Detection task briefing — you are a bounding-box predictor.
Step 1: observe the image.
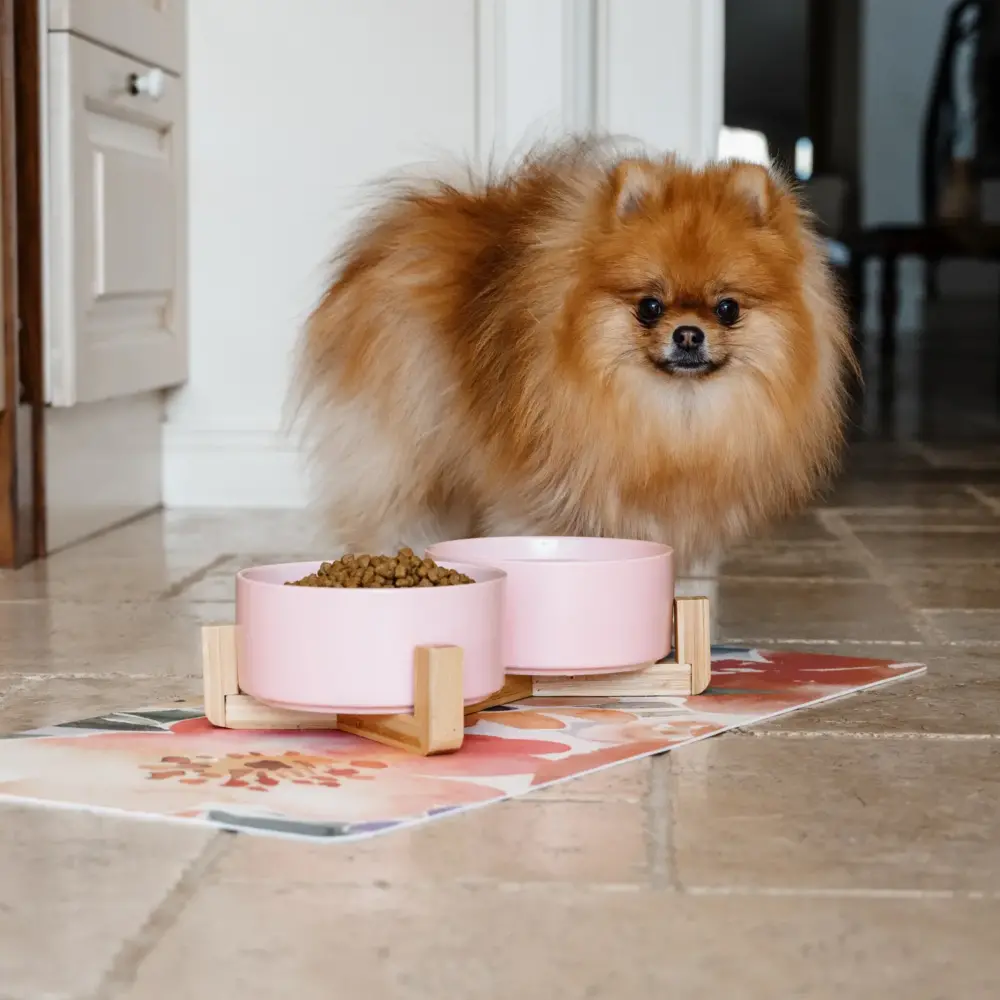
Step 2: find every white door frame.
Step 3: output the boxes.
[476,0,724,165]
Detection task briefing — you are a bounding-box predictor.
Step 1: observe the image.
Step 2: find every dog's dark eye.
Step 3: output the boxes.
[715,298,740,326]
[636,297,664,327]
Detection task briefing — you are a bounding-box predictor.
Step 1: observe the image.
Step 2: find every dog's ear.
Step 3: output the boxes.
[728,162,774,219]
[611,159,660,217]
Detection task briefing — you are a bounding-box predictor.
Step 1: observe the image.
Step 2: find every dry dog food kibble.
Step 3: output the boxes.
[285,548,475,589]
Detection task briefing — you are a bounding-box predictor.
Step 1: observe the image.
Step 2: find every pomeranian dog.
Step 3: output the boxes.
[294,139,853,569]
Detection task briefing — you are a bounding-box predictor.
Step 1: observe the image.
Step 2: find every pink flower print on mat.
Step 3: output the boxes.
[145,750,391,791]
[472,704,720,748]
[0,716,566,824]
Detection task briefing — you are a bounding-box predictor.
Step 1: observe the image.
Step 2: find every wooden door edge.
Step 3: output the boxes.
[0,0,46,568]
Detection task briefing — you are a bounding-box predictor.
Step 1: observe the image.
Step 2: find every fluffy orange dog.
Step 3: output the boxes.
[296,140,853,568]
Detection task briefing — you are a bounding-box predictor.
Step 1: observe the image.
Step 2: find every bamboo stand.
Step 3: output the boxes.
[202,595,711,757]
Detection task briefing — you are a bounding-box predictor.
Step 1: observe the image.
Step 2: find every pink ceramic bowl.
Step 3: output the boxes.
[425,537,674,675]
[235,561,505,714]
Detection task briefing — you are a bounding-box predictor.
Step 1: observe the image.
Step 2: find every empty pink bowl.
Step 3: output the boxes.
[235,561,506,714]
[425,537,674,674]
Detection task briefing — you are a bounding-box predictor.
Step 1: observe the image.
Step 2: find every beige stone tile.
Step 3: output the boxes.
[922,445,1000,470]
[74,508,325,561]
[720,542,869,580]
[0,508,328,603]
[715,579,920,641]
[751,510,839,543]
[884,562,1000,610]
[840,441,933,473]
[174,553,322,602]
[760,644,1000,737]
[973,483,1000,504]
[215,796,648,887]
[853,528,1000,563]
[170,560,240,603]
[0,674,202,734]
[0,673,23,704]
[0,802,216,1000]
[122,884,1000,1000]
[671,738,1000,892]
[0,600,232,676]
[823,480,984,509]
[923,609,1000,643]
[529,755,651,802]
[0,551,225,602]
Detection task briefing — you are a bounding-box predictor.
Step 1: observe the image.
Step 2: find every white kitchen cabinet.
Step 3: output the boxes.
[41,0,188,550]
[48,0,185,74]
[46,32,187,405]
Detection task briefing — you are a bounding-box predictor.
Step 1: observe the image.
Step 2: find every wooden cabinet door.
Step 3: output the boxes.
[48,0,185,74]
[46,34,186,405]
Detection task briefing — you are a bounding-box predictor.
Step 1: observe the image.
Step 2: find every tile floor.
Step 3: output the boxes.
[2,440,1000,998]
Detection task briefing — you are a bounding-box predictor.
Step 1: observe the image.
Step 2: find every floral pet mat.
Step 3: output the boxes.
[0,647,924,843]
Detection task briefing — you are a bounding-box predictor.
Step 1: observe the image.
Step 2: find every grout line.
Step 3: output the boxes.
[316,881,1000,901]
[644,756,677,891]
[528,793,643,804]
[966,484,1000,514]
[42,507,162,559]
[158,553,236,600]
[822,525,1000,535]
[90,832,236,1000]
[734,729,1000,741]
[684,885,1000,900]
[0,676,45,711]
[722,637,927,647]
[826,504,998,515]
[15,671,203,680]
[716,574,876,584]
[922,607,999,616]
[725,635,1000,648]
[909,442,943,468]
[816,510,949,644]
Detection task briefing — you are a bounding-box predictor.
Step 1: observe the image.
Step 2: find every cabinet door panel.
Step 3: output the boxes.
[48,0,185,74]
[47,34,186,405]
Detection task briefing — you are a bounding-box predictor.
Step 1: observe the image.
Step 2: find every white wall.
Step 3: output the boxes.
[164,0,724,508]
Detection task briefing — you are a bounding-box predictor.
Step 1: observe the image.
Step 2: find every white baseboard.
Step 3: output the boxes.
[163,427,309,508]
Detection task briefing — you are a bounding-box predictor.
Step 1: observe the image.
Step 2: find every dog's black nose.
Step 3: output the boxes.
[672,326,705,349]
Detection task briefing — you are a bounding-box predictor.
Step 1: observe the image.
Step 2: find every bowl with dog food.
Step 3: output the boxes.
[235,550,506,713]
[424,537,673,675]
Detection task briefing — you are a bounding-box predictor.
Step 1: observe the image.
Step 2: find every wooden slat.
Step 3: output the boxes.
[199,593,714,753]
[530,659,693,698]
[338,646,465,754]
[466,675,533,712]
[201,624,240,727]
[223,694,340,731]
[675,596,712,694]
[414,645,464,752]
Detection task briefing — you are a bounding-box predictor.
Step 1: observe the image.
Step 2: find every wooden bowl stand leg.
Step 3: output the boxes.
[483,594,712,702]
[202,629,465,755]
[201,596,711,757]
